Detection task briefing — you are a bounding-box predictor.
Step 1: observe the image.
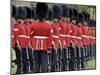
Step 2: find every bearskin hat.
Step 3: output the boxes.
[93,20,96,27]
[86,13,90,23]
[36,2,48,20]
[46,9,53,20]
[82,11,88,22]
[31,7,37,20]
[12,5,17,18]
[16,7,27,19]
[61,5,68,17]
[72,8,78,21]
[68,8,73,19]
[78,13,84,23]
[24,6,32,19]
[52,5,62,19]
[90,19,93,27]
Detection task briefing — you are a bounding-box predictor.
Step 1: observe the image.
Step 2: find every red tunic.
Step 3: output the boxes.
[14,23,27,48]
[30,22,52,51]
[70,23,77,47]
[11,20,18,48]
[58,21,66,48]
[65,23,71,47]
[91,28,96,45]
[23,23,32,48]
[88,27,92,45]
[76,25,83,47]
[11,24,16,48]
[81,25,88,46]
[51,23,59,48]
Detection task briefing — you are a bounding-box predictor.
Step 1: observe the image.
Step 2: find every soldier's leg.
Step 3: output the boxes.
[80,47,85,69]
[87,45,90,61]
[47,48,52,72]
[57,48,62,72]
[33,51,40,73]
[14,47,21,74]
[89,44,92,60]
[41,51,48,73]
[93,44,96,58]
[69,46,75,71]
[76,47,80,70]
[21,48,28,74]
[28,48,34,72]
[61,48,67,71]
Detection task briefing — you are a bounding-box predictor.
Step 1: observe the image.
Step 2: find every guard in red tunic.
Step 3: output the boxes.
[30,3,52,73]
[45,9,54,72]
[69,8,78,70]
[77,13,85,69]
[64,8,72,71]
[88,20,93,60]
[23,7,36,73]
[60,5,69,71]
[11,5,18,50]
[11,5,20,73]
[15,7,28,74]
[91,21,96,59]
[81,11,90,68]
[51,5,62,72]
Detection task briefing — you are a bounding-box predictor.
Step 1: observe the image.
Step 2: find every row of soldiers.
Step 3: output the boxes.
[11,2,96,74]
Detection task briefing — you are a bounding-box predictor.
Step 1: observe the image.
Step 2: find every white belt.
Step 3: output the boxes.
[13,28,19,31]
[88,36,96,39]
[59,34,65,37]
[82,35,88,38]
[65,35,70,37]
[70,36,77,38]
[18,35,30,38]
[92,37,96,39]
[11,35,14,38]
[52,35,59,38]
[33,36,48,39]
[88,36,92,38]
[90,36,96,39]
[77,36,82,39]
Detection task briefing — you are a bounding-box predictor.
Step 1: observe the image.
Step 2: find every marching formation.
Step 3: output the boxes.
[11,2,96,74]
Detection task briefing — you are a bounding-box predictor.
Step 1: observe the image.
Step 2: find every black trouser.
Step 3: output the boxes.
[93,44,96,58]
[14,47,22,74]
[76,47,81,70]
[27,48,34,72]
[62,48,67,71]
[21,48,29,74]
[57,48,62,72]
[80,47,85,69]
[33,50,48,73]
[47,48,52,72]
[51,47,59,72]
[69,47,75,71]
[89,44,93,60]
[87,45,90,61]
